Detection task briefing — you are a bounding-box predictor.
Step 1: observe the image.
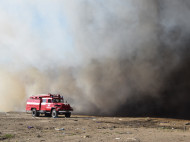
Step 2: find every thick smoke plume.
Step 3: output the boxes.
[0,0,190,118]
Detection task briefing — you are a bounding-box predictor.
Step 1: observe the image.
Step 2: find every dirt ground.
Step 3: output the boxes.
[0,112,190,142]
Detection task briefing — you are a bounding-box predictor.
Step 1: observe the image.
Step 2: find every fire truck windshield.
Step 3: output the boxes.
[52,99,63,103]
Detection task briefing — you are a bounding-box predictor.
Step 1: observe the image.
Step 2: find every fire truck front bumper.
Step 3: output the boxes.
[58,110,72,114]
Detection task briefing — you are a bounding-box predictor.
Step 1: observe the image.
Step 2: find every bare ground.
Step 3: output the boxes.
[0,112,190,142]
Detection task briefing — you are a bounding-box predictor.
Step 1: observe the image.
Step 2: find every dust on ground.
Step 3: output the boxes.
[0,112,190,142]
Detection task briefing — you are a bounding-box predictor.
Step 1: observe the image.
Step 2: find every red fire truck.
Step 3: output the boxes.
[26,93,73,118]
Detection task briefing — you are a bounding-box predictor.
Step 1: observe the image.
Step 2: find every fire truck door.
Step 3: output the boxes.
[41,98,47,110]
[46,99,52,111]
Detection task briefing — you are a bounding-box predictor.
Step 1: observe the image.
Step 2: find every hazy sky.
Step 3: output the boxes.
[0,1,80,70]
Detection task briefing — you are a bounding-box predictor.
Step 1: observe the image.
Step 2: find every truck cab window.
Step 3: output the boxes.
[53,99,60,103]
[48,99,51,103]
[42,99,46,103]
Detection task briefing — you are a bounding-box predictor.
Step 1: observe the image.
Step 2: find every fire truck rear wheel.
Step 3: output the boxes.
[51,109,58,118]
[32,108,39,117]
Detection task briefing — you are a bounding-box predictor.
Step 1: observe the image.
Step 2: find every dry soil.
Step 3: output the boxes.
[0,112,190,142]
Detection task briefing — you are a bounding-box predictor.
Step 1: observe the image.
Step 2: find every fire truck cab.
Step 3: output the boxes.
[26,93,73,118]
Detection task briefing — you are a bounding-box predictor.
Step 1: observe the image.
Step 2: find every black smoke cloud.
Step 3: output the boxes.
[67,0,190,118]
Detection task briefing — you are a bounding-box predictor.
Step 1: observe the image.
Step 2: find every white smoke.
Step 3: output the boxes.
[0,0,190,118]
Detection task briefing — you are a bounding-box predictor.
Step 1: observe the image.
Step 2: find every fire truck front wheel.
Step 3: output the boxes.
[32,108,39,117]
[51,109,58,118]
